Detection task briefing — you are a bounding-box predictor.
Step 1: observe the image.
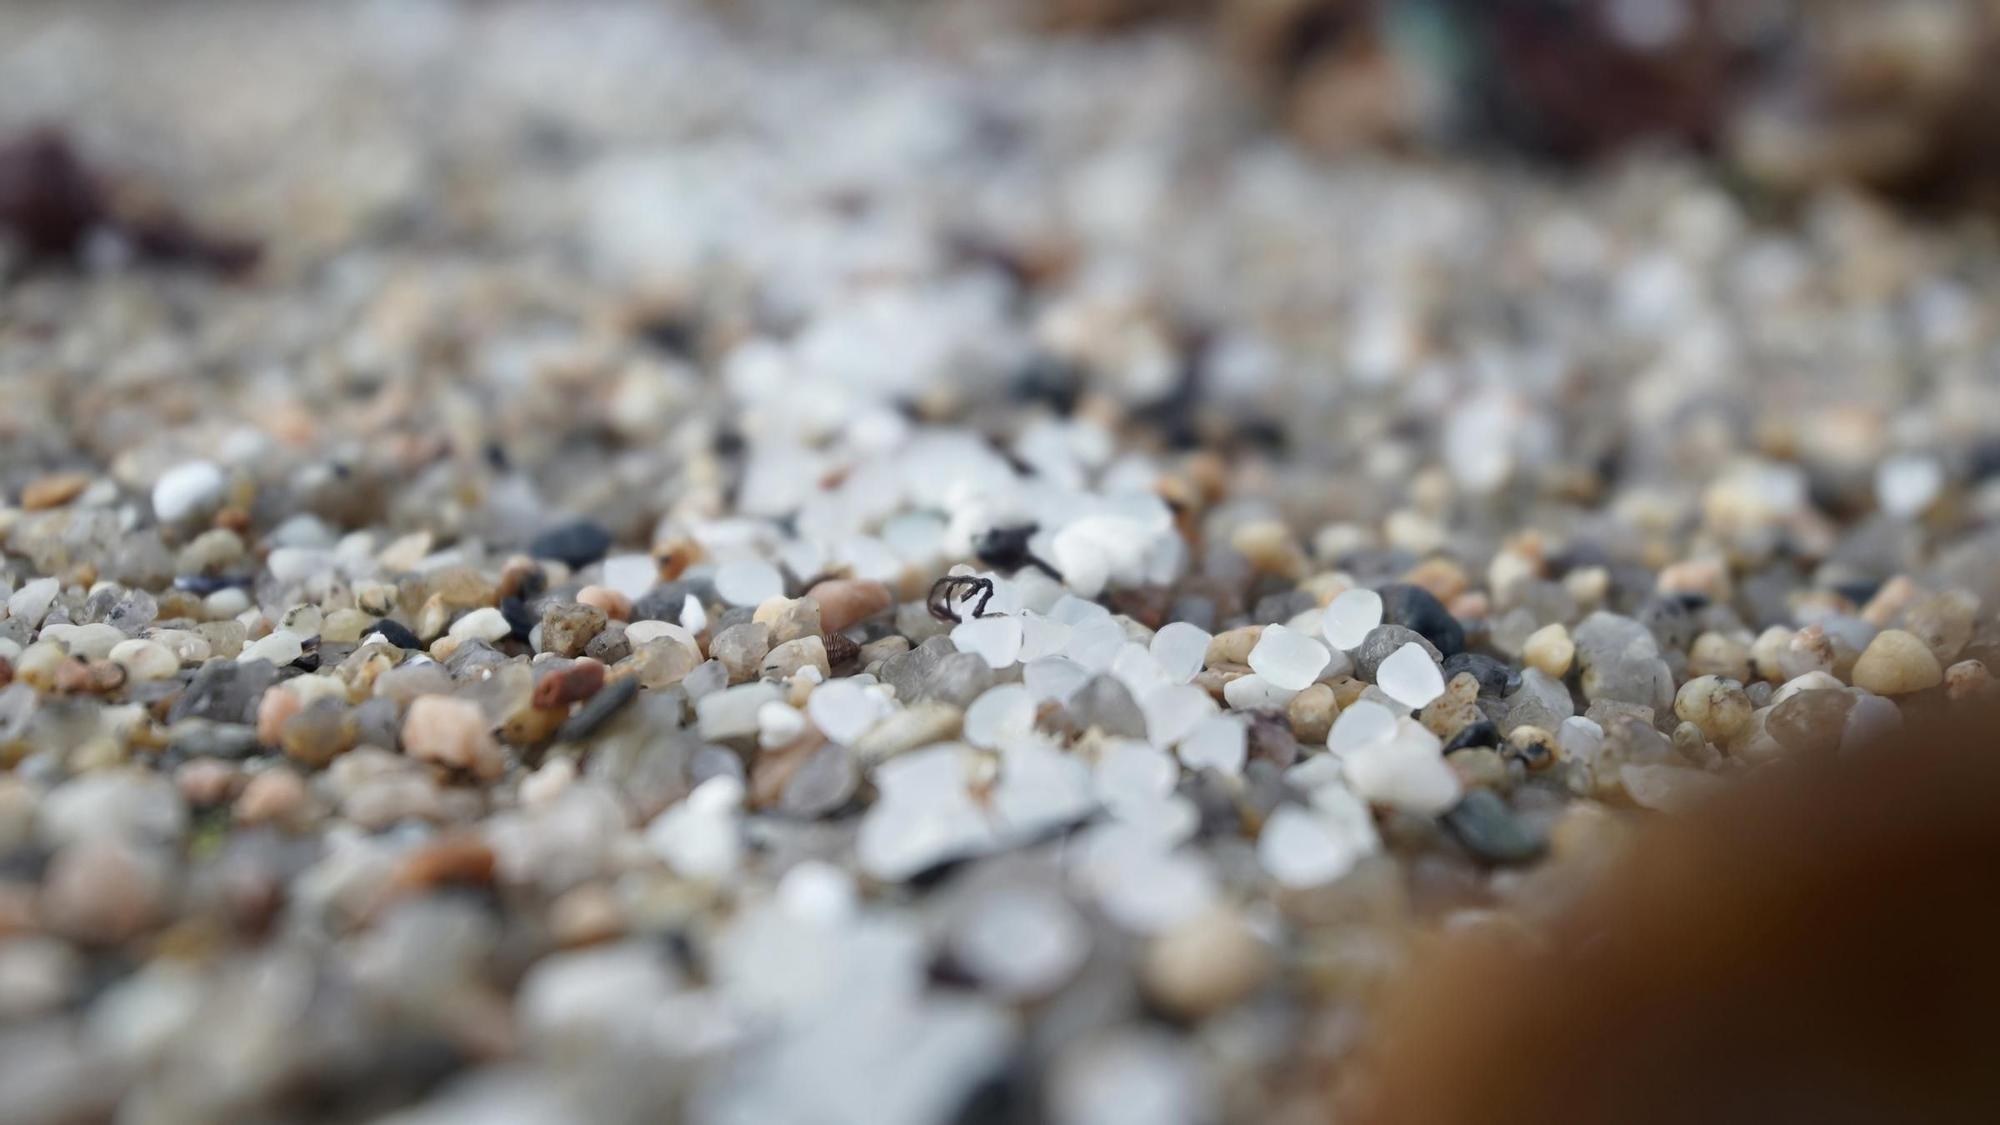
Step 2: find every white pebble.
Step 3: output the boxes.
[1320,588,1383,650]
[1327,699,1398,755]
[1221,673,1298,711]
[696,682,783,740]
[806,679,890,744]
[1876,454,1943,519]
[6,578,59,627]
[647,777,744,880]
[1343,719,1461,814]
[714,559,784,607]
[107,639,178,681]
[151,461,225,523]
[1258,796,1376,888]
[1176,715,1246,776]
[756,701,807,749]
[1023,656,1091,704]
[951,615,1024,669]
[1245,625,1329,692]
[601,554,657,601]
[679,594,708,635]
[448,607,512,643]
[240,631,305,667]
[951,887,1088,998]
[964,684,1038,749]
[1148,622,1211,683]
[1376,642,1446,709]
[1141,683,1217,748]
[624,620,698,650]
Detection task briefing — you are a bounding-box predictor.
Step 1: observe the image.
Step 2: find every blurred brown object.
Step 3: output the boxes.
[0,126,259,274]
[1051,0,2000,207]
[1355,699,2000,1125]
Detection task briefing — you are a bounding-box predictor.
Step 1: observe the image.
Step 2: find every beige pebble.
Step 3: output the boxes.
[1750,626,1793,683]
[1850,629,1944,696]
[41,839,168,945]
[1673,675,1754,743]
[1656,557,1731,603]
[108,639,179,681]
[1562,566,1610,610]
[256,687,303,746]
[1522,623,1574,679]
[401,696,507,780]
[175,759,239,806]
[1142,908,1271,1019]
[1205,625,1263,668]
[1286,684,1338,745]
[807,578,894,633]
[575,585,632,621]
[20,472,91,511]
[236,768,308,824]
[549,883,626,947]
[1860,575,1920,628]
[1687,632,1752,682]
[1902,590,1979,664]
[1230,520,1305,578]
[762,636,830,682]
[1944,659,1992,701]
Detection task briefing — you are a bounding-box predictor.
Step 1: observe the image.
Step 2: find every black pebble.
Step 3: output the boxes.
[369,618,423,650]
[499,597,538,641]
[1379,582,1466,657]
[1443,719,1501,753]
[1442,652,1517,697]
[554,677,640,743]
[528,519,614,569]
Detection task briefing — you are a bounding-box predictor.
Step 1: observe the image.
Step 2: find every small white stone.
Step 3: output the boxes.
[1245,624,1329,692]
[1258,796,1376,888]
[6,577,59,627]
[1024,656,1092,704]
[647,777,743,880]
[950,886,1088,998]
[1222,673,1298,711]
[624,619,699,650]
[1094,740,1178,811]
[151,461,225,523]
[600,554,658,601]
[1327,699,1398,754]
[1176,715,1246,776]
[1141,683,1216,748]
[240,630,305,667]
[679,594,708,635]
[756,701,807,748]
[108,639,178,681]
[448,607,512,643]
[1376,642,1446,708]
[806,679,890,744]
[1149,622,1211,683]
[714,559,784,607]
[696,682,783,740]
[964,684,1037,749]
[1876,454,1943,519]
[1343,719,1461,814]
[951,615,1024,669]
[1321,588,1383,650]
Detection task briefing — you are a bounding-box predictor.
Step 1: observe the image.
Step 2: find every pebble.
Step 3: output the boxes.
[761,635,830,681]
[710,622,772,683]
[806,578,893,633]
[1672,675,1754,743]
[1353,624,1440,682]
[540,602,607,659]
[1379,582,1465,657]
[1521,623,1574,679]
[1245,624,1329,692]
[574,585,632,621]
[715,559,785,607]
[1142,908,1270,1019]
[1850,629,1944,695]
[1321,587,1384,650]
[1376,642,1446,709]
[401,696,506,780]
[528,520,614,569]
[151,461,225,524]
[448,606,513,643]
[1441,790,1546,865]
[108,638,178,681]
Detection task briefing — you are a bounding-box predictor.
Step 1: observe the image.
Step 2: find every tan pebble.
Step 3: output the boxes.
[1656,557,1732,603]
[320,607,374,644]
[41,839,167,945]
[1205,625,1263,667]
[20,472,90,511]
[1902,590,1979,664]
[762,636,830,681]
[1562,566,1610,610]
[549,883,625,947]
[1286,684,1338,745]
[1750,626,1794,683]
[1687,632,1752,682]
[1231,520,1305,578]
[1673,675,1753,743]
[1522,623,1574,679]
[236,768,308,824]
[175,759,239,806]
[1851,630,1944,696]
[1403,557,1469,602]
[808,578,894,633]
[575,585,632,621]
[1142,908,1271,1019]
[1450,747,1510,790]
[1944,659,1993,701]
[1860,575,1920,628]
[401,696,506,780]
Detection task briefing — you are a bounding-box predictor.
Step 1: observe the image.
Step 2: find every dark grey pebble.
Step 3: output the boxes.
[1441,790,1546,865]
[1442,651,1517,697]
[555,676,639,742]
[1354,624,1442,681]
[1380,583,1465,657]
[528,519,614,569]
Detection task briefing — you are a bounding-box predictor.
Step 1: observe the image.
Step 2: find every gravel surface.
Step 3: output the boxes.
[2,2,1998,1123]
